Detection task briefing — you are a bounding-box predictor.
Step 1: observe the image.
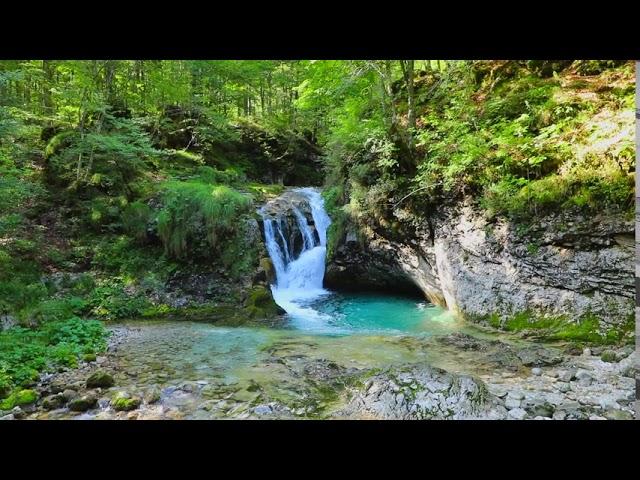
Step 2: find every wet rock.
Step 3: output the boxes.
[516,346,563,367]
[527,401,555,418]
[86,371,115,389]
[111,392,141,411]
[254,405,273,415]
[436,332,493,351]
[68,394,97,412]
[62,389,78,401]
[42,394,66,411]
[143,386,162,404]
[11,406,26,419]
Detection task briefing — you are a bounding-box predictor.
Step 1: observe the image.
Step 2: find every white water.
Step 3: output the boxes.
[260,187,334,329]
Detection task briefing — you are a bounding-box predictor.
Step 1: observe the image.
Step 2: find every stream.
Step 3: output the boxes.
[30,188,636,420]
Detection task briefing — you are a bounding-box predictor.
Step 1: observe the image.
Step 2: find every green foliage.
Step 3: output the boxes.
[122,201,153,242]
[0,389,39,410]
[495,310,633,345]
[85,280,151,321]
[0,317,108,396]
[156,181,252,260]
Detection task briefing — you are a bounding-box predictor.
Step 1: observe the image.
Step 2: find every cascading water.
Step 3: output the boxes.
[259,187,453,334]
[259,187,333,329]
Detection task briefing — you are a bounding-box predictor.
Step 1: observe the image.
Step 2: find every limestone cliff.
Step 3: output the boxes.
[325,201,634,329]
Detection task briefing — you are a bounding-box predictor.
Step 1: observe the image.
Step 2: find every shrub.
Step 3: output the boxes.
[156,181,252,259]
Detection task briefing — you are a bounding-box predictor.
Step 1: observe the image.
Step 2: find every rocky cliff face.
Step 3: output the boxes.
[326,201,634,328]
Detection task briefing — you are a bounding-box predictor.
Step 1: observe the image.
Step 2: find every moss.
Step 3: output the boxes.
[244,286,281,319]
[600,350,617,362]
[86,370,115,388]
[111,393,141,411]
[470,309,632,346]
[0,388,39,410]
[83,352,97,362]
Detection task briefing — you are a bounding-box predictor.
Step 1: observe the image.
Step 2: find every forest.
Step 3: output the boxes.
[0,60,635,420]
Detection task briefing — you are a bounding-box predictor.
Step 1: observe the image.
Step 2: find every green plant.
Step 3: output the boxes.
[156,181,252,260]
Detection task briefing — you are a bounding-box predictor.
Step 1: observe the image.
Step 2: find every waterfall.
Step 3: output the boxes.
[259,187,332,326]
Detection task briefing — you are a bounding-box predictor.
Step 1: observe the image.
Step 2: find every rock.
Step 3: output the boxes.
[254,405,273,415]
[589,415,607,420]
[68,394,97,412]
[111,392,141,411]
[326,200,634,331]
[583,348,591,357]
[603,409,634,420]
[517,346,563,367]
[143,386,162,405]
[11,406,26,419]
[42,394,66,411]
[556,382,571,393]
[86,371,115,389]
[552,410,567,420]
[531,368,542,376]
[564,345,583,356]
[339,365,500,419]
[505,397,522,409]
[507,408,527,420]
[557,368,576,382]
[575,370,593,387]
[0,389,39,410]
[437,332,492,351]
[600,350,618,363]
[0,314,17,331]
[529,402,555,418]
[62,389,78,401]
[0,414,15,420]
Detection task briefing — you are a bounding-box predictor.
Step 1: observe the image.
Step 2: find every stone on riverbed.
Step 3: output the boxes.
[42,394,66,411]
[68,394,97,412]
[111,392,142,411]
[339,365,502,419]
[86,371,115,389]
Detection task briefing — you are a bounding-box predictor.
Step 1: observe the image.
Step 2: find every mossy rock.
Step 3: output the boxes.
[83,353,97,363]
[111,392,141,411]
[0,389,39,410]
[259,257,276,284]
[68,394,97,412]
[86,371,115,389]
[244,286,283,318]
[600,350,618,363]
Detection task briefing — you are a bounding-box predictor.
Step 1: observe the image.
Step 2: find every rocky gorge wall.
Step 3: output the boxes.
[325,201,635,330]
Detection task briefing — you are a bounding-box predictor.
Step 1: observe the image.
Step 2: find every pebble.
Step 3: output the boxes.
[583,348,591,357]
[531,368,542,376]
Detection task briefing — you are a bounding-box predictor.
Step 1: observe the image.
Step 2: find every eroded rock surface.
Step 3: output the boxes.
[326,201,634,328]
